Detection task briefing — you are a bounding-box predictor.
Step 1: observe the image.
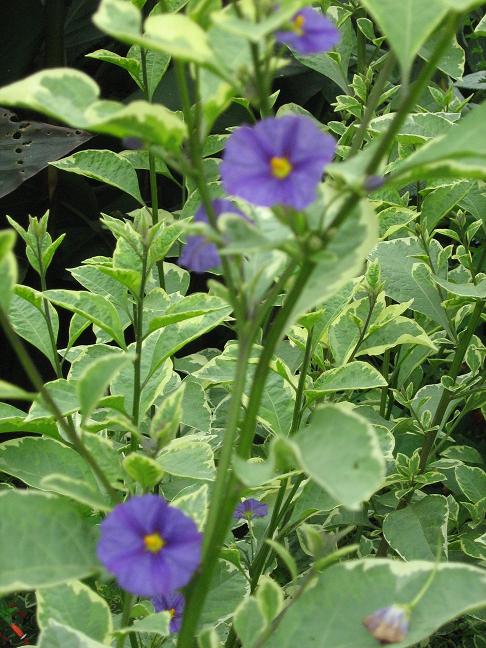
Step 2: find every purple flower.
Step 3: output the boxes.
[234,498,269,521]
[97,495,202,597]
[179,199,246,273]
[276,7,340,55]
[221,116,336,210]
[363,605,410,644]
[152,591,185,633]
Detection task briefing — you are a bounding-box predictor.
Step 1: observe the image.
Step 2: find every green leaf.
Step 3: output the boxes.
[200,559,249,627]
[0,230,17,311]
[86,49,141,82]
[359,0,448,75]
[357,317,437,357]
[150,383,185,446]
[146,298,232,378]
[92,0,142,42]
[293,404,385,509]
[77,352,133,422]
[38,620,107,648]
[263,560,486,648]
[369,112,458,145]
[37,581,112,643]
[45,289,126,349]
[9,285,59,371]
[420,181,471,231]
[0,491,97,594]
[432,276,486,299]
[369,238,451,333]
[0,69,186,150]
[392,101,486,184]
[419,31,465,80]
[93,0,214,64]
[383,495,449,560]
[307,362,387,401]
[117,612,171,636]
[27,379,79,420]
[128,46,170,100]
[123,453,164,489]
[289,198,378,329]
[0,69,99,126]
[51,150,143,203]
[0,381,36,401]
[172,483,208,530]
[455,465,486,504]
[40,474,111,511]
[0,437,100,497]
[156,435,215,481]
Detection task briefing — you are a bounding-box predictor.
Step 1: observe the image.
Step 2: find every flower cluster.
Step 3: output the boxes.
[97,495,201,633]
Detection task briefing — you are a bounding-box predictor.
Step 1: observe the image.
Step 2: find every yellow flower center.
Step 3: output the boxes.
[270,156,293,179]
[292,14,305,36]
[169,608,176,618]
[144,532,166,553]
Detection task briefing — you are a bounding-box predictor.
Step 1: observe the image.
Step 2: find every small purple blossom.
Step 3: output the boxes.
[221,116,336,210]
[234,498,269,521]
[152,591,185,633]
[97,495,202,597]
[179,199,246,273]
[363,605,410,644]
[276,7,340,55]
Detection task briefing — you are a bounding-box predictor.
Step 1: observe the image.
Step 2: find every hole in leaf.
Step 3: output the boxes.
[23,140,32,145]
[12,131,21,139]
[20,122,30,129]
[75,130,82,135]
[15,147,22,154]
[9,115,19,122]
[17,160,24,165]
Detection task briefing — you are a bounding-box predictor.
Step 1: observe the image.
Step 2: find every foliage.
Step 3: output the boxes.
[0,1,485,647]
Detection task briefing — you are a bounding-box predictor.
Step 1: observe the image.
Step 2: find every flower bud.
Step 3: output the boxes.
[363,604,410,644]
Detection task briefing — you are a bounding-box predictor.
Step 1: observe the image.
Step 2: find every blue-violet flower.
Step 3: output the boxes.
[179,199,246,273]
[152,591,185,633]
[276,7,340,55]
[234,498,269,521]
[97,495,202,597]
[221,116,336,210]
[363,604,410,644]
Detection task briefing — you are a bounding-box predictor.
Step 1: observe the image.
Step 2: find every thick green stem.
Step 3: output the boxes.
[0,307,117,501]
[116,593,138,648]
[290,328,314,436]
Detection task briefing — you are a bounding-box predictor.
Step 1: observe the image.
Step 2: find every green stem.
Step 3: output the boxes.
[418,299,484,471]
[140,47,166,290]
[36,238,62,378]
[0,307,117,502]
[131,247,149,448]
[379,348,391,417]
[350,52,395,155]
[365,14,460,176]
[116,593,137,648]
[290,328,314,436]
[348,293,376,362]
